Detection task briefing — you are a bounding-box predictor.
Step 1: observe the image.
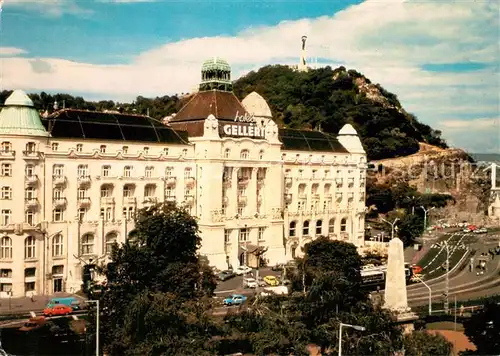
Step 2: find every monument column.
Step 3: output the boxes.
[383,237,418,333]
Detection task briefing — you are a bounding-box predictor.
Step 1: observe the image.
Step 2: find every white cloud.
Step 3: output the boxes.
[0,47,26,56]
[2,0,499,151]
[3,0,90,16]
[440,118,499,130]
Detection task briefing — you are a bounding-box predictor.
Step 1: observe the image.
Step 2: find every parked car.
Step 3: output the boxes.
[43,304,73,317]
[234,266,252,275]
[223,294,247,306]
[243,277,258,288]
[474,228,488,234]
[263,275,280,286]
[217,270,236,281]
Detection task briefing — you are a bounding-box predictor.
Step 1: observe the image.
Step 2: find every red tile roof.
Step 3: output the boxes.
[170,90,248,122]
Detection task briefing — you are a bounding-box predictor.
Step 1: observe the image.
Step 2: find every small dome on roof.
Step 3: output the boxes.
[338,123,358,136]
[4,89,34,107]
[201,57,231,72]
[0,90,48,137]
[242,91,272,118]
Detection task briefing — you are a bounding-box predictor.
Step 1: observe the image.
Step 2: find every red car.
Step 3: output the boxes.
[43,304,73,317]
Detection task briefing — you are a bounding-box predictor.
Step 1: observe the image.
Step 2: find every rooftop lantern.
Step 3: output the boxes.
[199,57,233,92]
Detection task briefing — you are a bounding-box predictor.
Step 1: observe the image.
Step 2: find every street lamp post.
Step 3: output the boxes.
[381,218,399,240]
[416,277,432,315]
[420,206,435,231]
[338,322,366,356]
[86,300,100,356]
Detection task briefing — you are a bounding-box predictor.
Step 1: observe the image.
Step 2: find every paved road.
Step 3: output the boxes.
[214,267,283,296]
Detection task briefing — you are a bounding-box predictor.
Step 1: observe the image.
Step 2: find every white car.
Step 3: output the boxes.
[243,277,258,288]
[235,266,252,275]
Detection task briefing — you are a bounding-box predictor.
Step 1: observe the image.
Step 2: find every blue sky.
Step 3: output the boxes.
[0,0,499,153]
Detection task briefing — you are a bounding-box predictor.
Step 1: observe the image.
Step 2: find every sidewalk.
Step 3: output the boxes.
[0,293,80,315]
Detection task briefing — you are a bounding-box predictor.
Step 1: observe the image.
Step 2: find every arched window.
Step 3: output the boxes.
[289,221,297,237]
[105,232,118,254]
[303,220,310,236]
[315,220,322,235]
[81,233,94,255]
[340,218,348,232]
[329,218,335,234]
[258,150,264,160]
[0,236,12,259]
[224,148,230,158]
[52,234,63,257]
[24,236,36,259]
[240,149,249,159]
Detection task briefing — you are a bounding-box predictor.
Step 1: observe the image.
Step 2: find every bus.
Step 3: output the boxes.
[360,264,414,289]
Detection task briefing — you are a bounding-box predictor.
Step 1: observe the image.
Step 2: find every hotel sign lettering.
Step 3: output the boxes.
[221,111,265,138]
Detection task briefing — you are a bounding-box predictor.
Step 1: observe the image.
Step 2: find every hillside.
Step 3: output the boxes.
[233,65,447,160]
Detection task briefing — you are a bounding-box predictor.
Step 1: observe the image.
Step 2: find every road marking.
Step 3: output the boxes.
[214,290,236,294]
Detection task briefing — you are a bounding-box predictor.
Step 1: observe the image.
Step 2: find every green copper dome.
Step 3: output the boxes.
[0,90,49,137]
[200,57,232,92]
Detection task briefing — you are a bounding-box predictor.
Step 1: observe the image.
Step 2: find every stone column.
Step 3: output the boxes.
[383,237,408,310]
[229,167,239,217]
[248,168,258,215]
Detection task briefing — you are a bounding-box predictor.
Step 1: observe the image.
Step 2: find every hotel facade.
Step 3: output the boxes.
[0,58,367,298]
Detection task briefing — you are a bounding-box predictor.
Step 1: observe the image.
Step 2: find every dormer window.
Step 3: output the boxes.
[163,148,169,155]
[100,145,107,153]
[122,146,128,154]
[258,150,264,160]
[76,144,83,152]
[224,148,230,158]
[51,143,59,151]
[143,147,149,154]
[182,149,188,157]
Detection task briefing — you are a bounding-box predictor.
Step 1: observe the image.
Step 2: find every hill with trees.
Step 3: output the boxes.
[1,65,447,161]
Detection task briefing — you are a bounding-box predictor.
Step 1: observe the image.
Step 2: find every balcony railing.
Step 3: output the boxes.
[78,197,91,206]
[77,175,91,185]
[166,177,177,186]
[298,193,307,200]
[0,150,15,159]
[124,197,136,205]
[22,151,41,159]
[257,178,265,187]
[100,197,115,205]
[311,193,320,200]
[24,198,39,208]
[184,195,194,205]
[324,193,332,199]
[165,196,176,203]
[53,197,67,207]
[237,177,249,185]
[52,175,66,186]
[25,175,38,185]
[284,193,292,202]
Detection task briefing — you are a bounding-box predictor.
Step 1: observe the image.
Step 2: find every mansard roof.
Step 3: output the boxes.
[0,90,49,137]
[279,129,349,153]
[44,109,189,144]
[170,90,249,123]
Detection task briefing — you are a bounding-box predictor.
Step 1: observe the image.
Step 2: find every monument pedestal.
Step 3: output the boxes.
[390,308,419,334]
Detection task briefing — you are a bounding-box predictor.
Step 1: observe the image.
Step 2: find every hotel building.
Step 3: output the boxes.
[0,58,367,297]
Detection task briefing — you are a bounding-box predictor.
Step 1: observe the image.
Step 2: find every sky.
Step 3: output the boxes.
[0,0,499,153]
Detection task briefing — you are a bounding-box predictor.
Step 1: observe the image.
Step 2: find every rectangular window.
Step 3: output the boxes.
[53,164,64,176]
[52,209,63,222]
[102,165,110,177]
[258,227,265,241]
[239,228,249,242]
[224,229,231,244]
[1,164,12,177]
[25,210,35,226]
[76,144,83,152]
[51,143,59,151]
[78,208,87,222]
[1,210,11,226]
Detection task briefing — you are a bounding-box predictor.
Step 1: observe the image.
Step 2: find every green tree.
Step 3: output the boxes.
[462,300,500,354]
[95,203,218,355]
[398,213,425,247]
[403,330,453,356]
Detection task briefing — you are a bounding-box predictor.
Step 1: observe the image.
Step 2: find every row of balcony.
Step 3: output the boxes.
[222,177,265,188]
[21,196,195,209]
[50,175,194,187]
[285,193,363,203]
[222,195,264,206]
[285,177,363,187]
[0,150,44,159]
